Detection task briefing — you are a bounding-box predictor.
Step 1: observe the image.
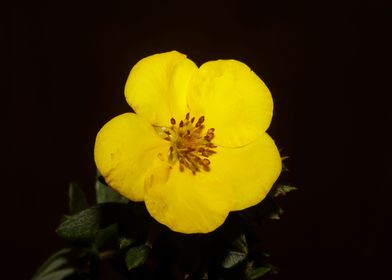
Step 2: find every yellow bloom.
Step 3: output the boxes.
[94,51,282,234]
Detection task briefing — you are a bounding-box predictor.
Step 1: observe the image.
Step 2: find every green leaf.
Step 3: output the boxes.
[56,203,126,241]
[94,223,119,250]
[95,173,128,204]
[33,268,76,280]
[222,251,247,269]
[125,244,151,270]
[268,204,284,220]
[222,234,248,268]
[269,184,297,198]
[255,198,284,220]
[33,248,72,279]
[68,182,88,215]
[233,234,248,254]
[246,266,271,279]
[281,156,289,172]
[119,236,136,249]
[260,252,270,258]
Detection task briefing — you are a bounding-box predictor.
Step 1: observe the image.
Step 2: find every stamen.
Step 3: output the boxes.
[204,128,215,141]
[168,146,175,163]
[195,116,205,127]
[160,114,217,174]
[206,143,217,148]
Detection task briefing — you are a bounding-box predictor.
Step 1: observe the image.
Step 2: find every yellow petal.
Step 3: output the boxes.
[188,60,273,147]
[144,167,235,234]
[211,133,281,211]
[125,51,198,126]
[94,113,169,201]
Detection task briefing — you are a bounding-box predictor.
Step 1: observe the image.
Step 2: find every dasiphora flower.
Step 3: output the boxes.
[94,51,281,234]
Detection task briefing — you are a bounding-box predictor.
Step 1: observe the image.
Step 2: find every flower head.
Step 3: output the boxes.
[94,51,281,233]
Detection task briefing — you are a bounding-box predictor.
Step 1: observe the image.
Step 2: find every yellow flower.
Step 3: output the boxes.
[94,51,282,234]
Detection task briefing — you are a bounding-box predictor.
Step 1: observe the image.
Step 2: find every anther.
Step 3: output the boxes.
[195,116,205,127]
[186,112,190,120]
[170,118,176,125]
[179,120,184,127]
[201,149,216,156]
[191,117,195,123]
[206,143,217,148]
[193,155,202,163]
[204,130,214,141]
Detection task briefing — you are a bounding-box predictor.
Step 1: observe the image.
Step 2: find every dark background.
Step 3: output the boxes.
[3,0,388,279]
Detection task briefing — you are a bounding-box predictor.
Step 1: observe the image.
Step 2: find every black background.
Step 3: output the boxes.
[3,0,389,279]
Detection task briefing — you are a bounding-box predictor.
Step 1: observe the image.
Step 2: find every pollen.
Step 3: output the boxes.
[155,113,217,174]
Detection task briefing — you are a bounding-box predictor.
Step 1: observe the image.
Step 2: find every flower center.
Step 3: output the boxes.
[155,113,217,175]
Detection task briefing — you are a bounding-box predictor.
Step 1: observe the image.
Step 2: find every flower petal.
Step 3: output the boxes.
[94,113,169,201]
[188,60,273,147]
[211,133,281,211]
[144,167,235,234]
[125,51,198,126]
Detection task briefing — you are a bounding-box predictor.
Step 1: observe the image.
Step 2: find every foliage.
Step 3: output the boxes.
[33,169,295,280]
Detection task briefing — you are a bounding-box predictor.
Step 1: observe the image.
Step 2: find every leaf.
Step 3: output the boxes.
[222,251,247,269]
[222,234,248,268]
[33,268,76,280]
[125,244,151,270]
[94,223,119,250]
[33,248,72,279]
[269,184,297,198]
[117,202,150,241]
[233,234,248,254]
[119,236,136,249]
[281,156,289,172]
[255,198,284,220]
[56,203,126,241]
[282,163,289,172]
[95,172,128,204]
[259,252,270,258]
[246,266,271,279]
[68,182,88,215]
[268,204,284,220]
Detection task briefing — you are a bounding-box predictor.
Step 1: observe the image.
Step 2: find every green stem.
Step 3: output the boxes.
[98,250,118,261]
